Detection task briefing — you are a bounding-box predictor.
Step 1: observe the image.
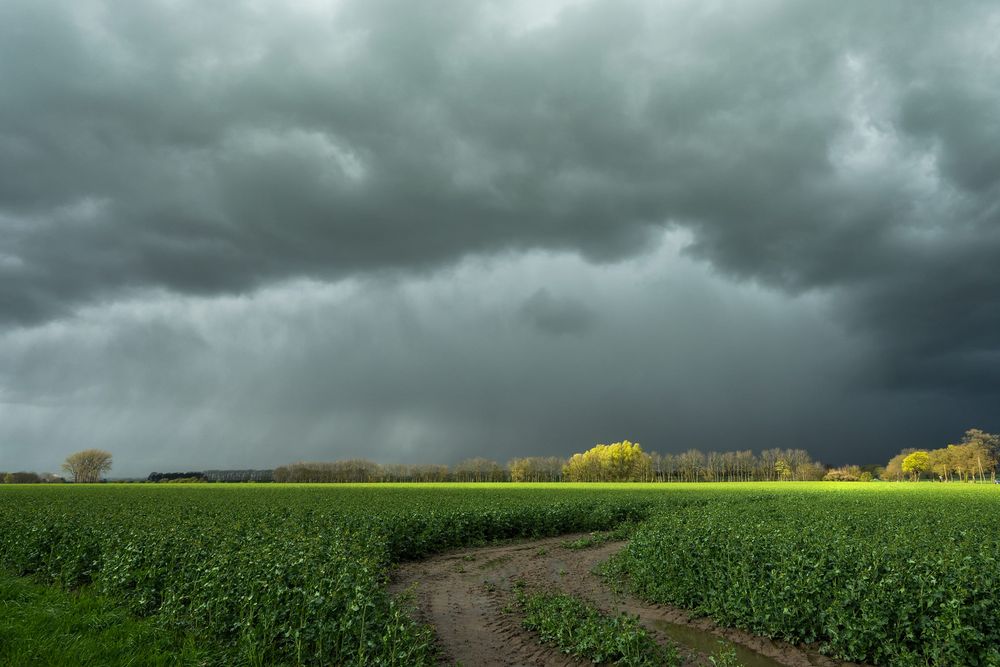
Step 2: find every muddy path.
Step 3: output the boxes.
[391,533,865,667]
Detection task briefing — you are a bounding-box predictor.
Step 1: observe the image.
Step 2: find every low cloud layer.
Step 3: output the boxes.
[1,233,989,476]
[1,0,998,474]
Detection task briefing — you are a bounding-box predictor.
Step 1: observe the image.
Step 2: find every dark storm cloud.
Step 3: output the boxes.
[0,232,994,476]
[1,239,947,476]
[2,1,998,375]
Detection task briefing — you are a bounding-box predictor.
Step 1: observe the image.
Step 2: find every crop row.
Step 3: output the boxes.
[612,488,1000,666]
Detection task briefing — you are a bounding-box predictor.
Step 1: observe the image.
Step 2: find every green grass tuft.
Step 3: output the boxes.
[515,584,678,666]
[0,572,214,666]
[562,520,638,550]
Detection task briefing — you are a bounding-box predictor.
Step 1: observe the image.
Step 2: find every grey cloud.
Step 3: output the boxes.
[6,236,974,476]
[2,235,994,476]
[1,2,995,312]
[518,288,595,336]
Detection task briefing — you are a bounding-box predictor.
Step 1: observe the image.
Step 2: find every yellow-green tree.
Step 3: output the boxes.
[562,441,652,482]
[901,451,929,482]
[884,450,916,481]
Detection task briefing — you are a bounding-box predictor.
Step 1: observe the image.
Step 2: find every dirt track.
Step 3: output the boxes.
[391,533,863,667]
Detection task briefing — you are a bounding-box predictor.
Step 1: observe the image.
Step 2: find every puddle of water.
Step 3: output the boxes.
[654,620,785,667]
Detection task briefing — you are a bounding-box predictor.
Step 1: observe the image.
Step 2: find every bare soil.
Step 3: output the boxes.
[391,533,866,667]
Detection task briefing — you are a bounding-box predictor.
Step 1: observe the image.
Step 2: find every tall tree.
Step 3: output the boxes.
[677,449,705,483]
[901,451,929,482]
[62,449,112,483]
[961,429,999,481]
[884,449,918,481]
[562,441,652,482]
[926,448,952,481]
[509,457,564,482]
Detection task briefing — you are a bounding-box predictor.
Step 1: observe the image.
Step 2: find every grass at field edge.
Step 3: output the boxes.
[0,570,217,667]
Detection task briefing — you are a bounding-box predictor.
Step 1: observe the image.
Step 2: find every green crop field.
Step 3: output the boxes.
[611,484,1000,666]
[1,483,998,666]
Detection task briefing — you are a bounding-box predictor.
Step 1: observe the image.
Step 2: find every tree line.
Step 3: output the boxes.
[272,442,830,483]
[7,429,996,484]
[0,471,65,484]
[274,431,997,484]
[884,429,999,482]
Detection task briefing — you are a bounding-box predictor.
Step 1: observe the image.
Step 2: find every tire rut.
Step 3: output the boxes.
[390,533,864,667]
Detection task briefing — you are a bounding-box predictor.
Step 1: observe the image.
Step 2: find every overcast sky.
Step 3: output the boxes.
[2,0,998,477]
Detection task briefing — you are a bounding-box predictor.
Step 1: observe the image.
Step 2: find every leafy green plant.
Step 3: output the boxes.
[614,487,1000,666]
[708,641,741,667]
[516,586,678,666]
[563,521,638,549]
